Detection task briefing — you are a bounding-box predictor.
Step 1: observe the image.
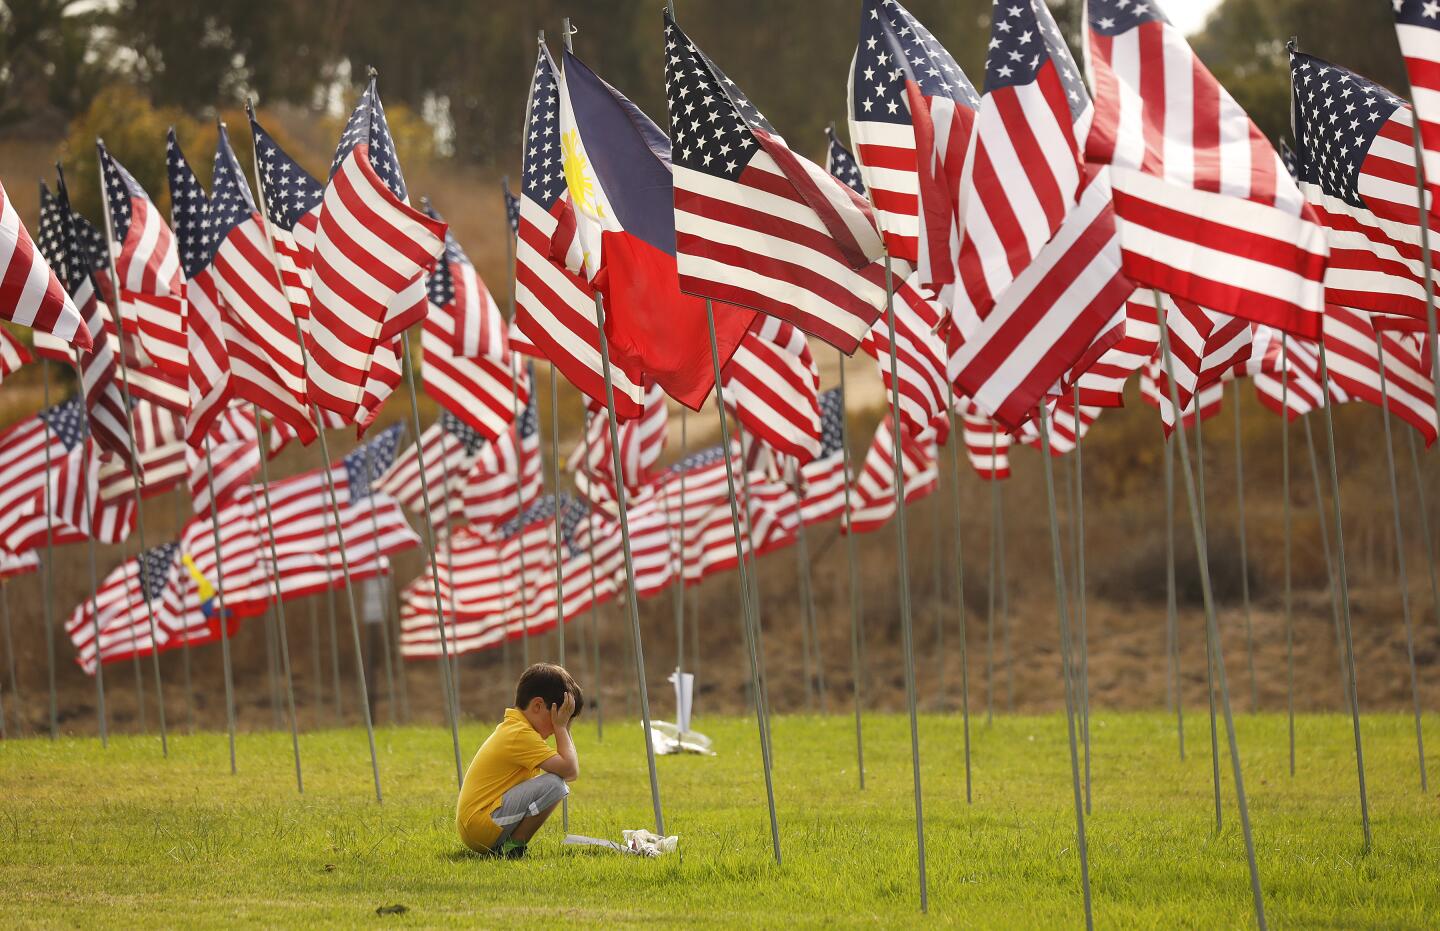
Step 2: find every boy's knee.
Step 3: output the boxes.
[534,773,570,807]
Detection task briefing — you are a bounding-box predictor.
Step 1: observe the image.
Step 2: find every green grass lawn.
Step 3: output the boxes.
[2,711,1437,928]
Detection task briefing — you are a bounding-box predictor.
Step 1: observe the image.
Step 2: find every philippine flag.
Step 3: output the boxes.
[555,49,756,410]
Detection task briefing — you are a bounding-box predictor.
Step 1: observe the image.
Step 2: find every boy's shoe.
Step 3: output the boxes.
[497,839,527,860]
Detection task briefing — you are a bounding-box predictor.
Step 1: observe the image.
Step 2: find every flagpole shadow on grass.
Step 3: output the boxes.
[1157,293,1267,930]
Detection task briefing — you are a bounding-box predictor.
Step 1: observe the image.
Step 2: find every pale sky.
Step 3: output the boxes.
[1167,0,1226,35]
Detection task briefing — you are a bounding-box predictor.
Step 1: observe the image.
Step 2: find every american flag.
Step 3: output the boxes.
[1140,356,1229,435]
[1289,50,1439,322]
[665,9,887,352]
[0,399,92,553]
[375,410,487,534]
[572,380,669,507]
[207,125,314,441]
[723,316,821,463]
[66,541,183,674]
[826,126,867,197]
[459,371,542,532]
[173,490,268,647]
[0,328,32,388]
[947,171,1132,429]
[847,0,979,288]
[844,415,938,535]
[0,178,89,350]
[1084,0,1328,338]
[97,140,188,391]
[249,114,323,323]
[859,272,951,439]
[797,388,849,525]
[1322,305,1438,445]
[0,549,39,580]
[255,436,420,601]
[955,0,1092,326]
[187,404,260,518]
[1394,2,1440,209]
[305,78,446,421]
[420,203,522,440]
[1148,295,1254,418]
[95,398,187,509]
[957,397,1012,480]
[510,45,644,419]
[649,444,741,584]
[503,182,521,235]
[166,129,232,444]
[1017,396,1103,457]
[1067,296,1159,407]
[1252,332,1330,421]
[42,177,134,469]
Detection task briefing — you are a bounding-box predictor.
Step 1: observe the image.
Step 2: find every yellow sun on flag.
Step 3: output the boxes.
[562,129,604,220]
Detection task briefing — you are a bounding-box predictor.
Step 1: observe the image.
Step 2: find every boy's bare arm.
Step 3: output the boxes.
[540,692,580,782]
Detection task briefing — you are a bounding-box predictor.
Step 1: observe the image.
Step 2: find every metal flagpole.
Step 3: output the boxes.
[1165,431,1184,760]
[309,599,323,716]
[1000,475,1013,711]
[1231,381,1258,712]
[1374,335,1428,791]
[674,410,687,711]
[878,253,927,911]
[706,298,778,857]
[1036,404,1093,931]
[262,599,282,730]
[41,360,58,740]
[1303,416,1353,710]
[203,439,238,772]
[362,441,397,725]
[499,176,519,696]
[1281,340,1294,776]
[511,362,534,671]
[593,290,666,836]
[431,426,463,722]
[946,385,972,803]
[1407,430,1440,640]
[324,562,341,723]
[89,155,168,755]
[1314,343,1371,850]
[171,489,195,732]
[1157,296,1268,930]
[1071,388,1092,815]
[794,513,815,713]
[1193,386,1223,832]
[1406,120,1440,449]
[986,432,998,727]
[796,507,825,710]
[78,400,108,748]
[837,351,864,788]
[577,414,603,741]
[547,365,567,666]
[253,405,304,792]
[398,332,464,788]
[731,416,774,752]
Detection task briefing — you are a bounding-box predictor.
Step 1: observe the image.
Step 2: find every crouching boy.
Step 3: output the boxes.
[456,663,582,859]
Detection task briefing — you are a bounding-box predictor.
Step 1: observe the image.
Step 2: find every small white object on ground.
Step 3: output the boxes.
[562,832,680,858]
[648,719,715,756]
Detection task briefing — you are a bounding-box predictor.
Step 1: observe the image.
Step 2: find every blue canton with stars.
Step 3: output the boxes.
[97,142,147,242]
[35,184,68,280]
[557,493,591,557]
[498,493,558,540]
[52,179,99,297]
[852,0,979,126]
[440,410,487,456]
[138,542,180,603]
[37,398,89,450]
[165,129,212,280]
[1087,0,1168,36]
[1289,50,1408,210]
[663,9,771,183]
[984,0,1089,120]
[344,423,405,500]
[208,126,262,262]
[329,78,408,202]
[503,184,521,234]
[521,45,566,211]
[251,116,325,231]
[670,444,726,476]
[816,388,845,458]
[516,368,539,441]
[1394,1,1440,30]
[422,202,467,310]
[1279,138,1298,180]
[826,128,867,196]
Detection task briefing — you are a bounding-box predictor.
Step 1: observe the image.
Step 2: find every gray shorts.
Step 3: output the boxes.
[489,773,570,849]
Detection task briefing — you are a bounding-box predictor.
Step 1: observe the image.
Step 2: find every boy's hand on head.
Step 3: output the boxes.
[550,692,575,732]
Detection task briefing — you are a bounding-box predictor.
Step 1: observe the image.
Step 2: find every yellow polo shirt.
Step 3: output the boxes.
[456,709,557,851]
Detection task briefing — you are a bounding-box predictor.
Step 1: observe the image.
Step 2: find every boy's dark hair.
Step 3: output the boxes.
[515,663,584,719]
